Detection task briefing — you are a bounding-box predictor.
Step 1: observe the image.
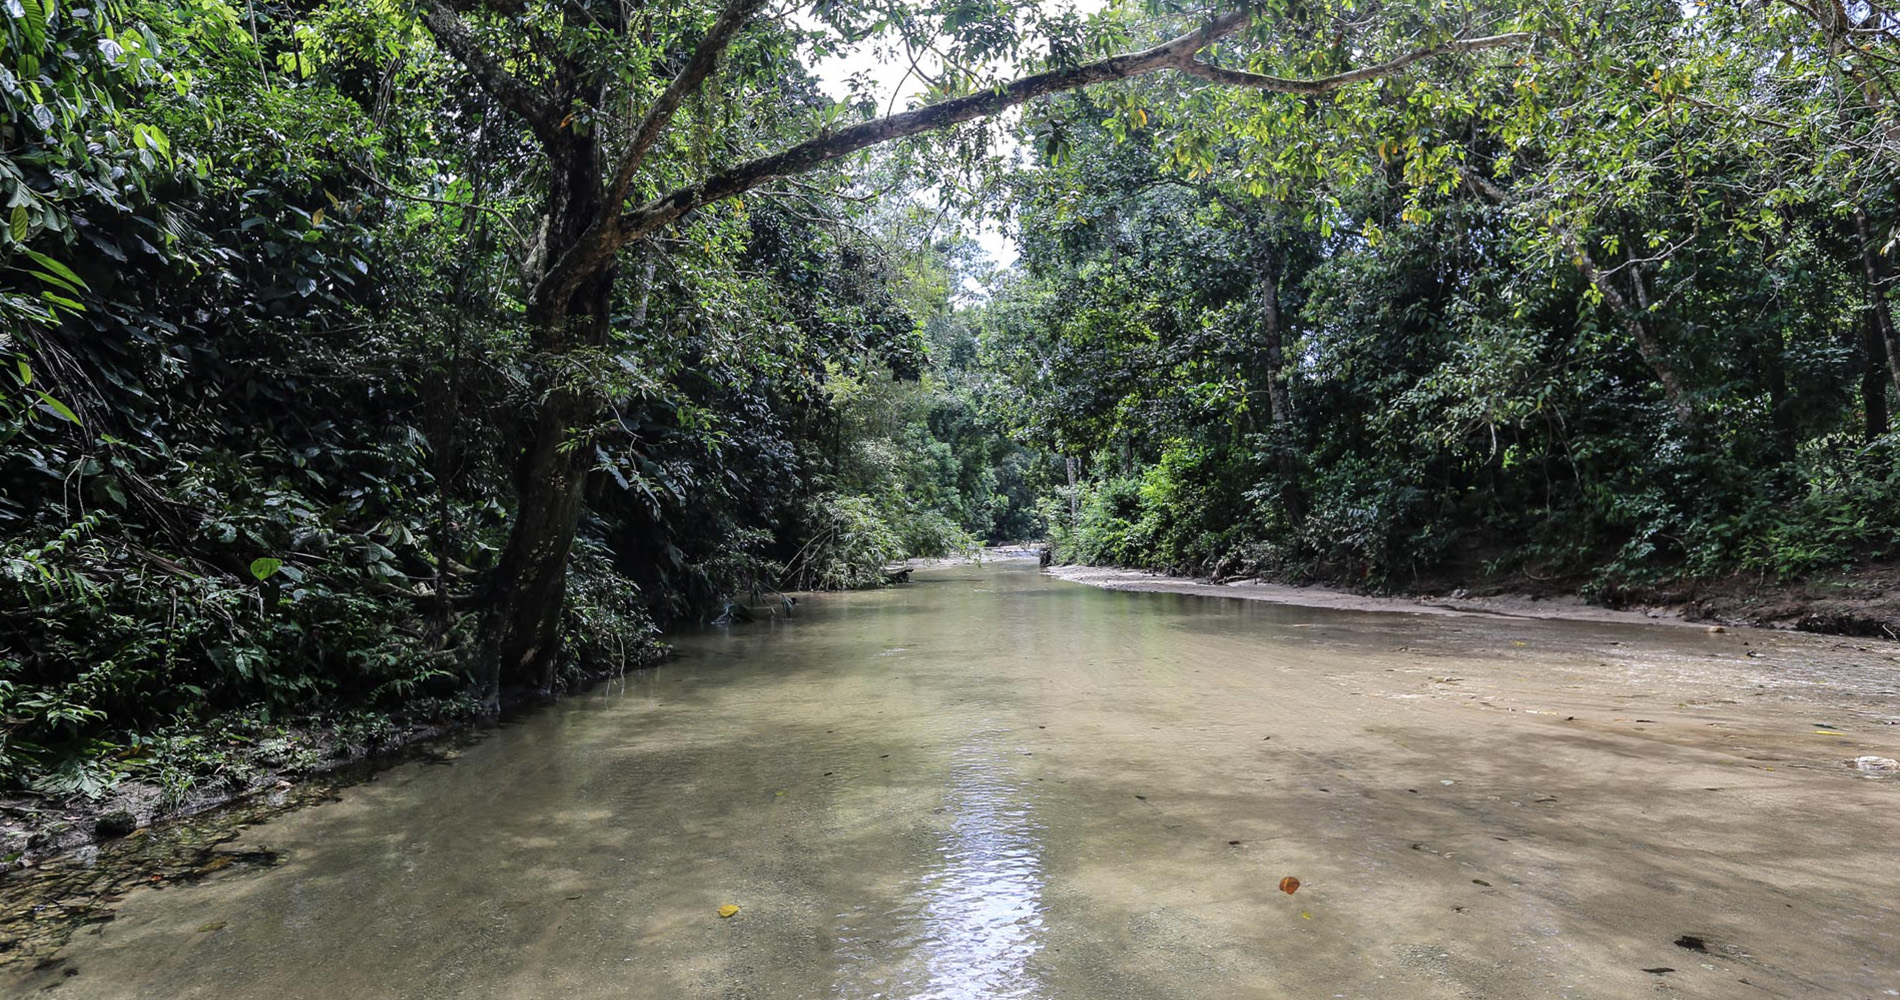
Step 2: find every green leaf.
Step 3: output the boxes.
[9,206,27,243]
[39,291,85,313]
[19,0,47,54]
[249,557,284,581]
[16,359,31,386]
[22,248,88,291]
[34,391,80,424]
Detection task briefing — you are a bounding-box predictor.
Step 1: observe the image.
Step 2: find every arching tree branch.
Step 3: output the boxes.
[605,0,773,210]
[1174,31,1535,93]
[418,0,563,148]
[610,19,1534,247]
[531,11,1535,304]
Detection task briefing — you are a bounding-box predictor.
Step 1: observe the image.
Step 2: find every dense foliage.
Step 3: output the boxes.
[0,0,1022,799]
[983,2,1900,598]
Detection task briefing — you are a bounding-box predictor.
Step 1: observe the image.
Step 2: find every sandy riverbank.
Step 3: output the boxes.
[1050,564,1737,630]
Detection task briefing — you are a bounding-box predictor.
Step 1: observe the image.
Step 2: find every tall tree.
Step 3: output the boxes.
[410,0,1533,695]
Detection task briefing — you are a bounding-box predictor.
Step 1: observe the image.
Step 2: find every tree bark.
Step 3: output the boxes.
[1579,243,1697,429]
[1852,209,1900,404]
[1464,173,1696,429]
[1257,245,1293,434]
[1253,241,1305,522]
[1862,310,1891,439]
[1760,323,1796,462]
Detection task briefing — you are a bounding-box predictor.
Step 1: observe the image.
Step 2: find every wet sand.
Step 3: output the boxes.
[9,563,1900,999]
[1047,563,1710,628]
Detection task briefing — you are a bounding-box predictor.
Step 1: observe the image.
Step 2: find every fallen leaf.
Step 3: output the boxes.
[1279,876,1300,895]
[718,905,740,918]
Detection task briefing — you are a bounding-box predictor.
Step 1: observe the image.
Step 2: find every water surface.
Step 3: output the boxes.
[12,562,1900,999]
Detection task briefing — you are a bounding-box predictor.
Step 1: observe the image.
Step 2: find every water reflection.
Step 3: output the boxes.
[834,734,1048,1000]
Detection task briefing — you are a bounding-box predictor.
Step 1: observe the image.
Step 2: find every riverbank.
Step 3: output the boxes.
[1047,560,1900,640]
[0,643,672,871]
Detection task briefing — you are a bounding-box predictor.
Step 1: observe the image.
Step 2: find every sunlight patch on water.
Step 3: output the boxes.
[832,733,1047,1000]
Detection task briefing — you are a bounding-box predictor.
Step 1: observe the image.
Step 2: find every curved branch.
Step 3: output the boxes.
[613,11,1255,245]
[615,21,1534,246]
[418,0,563,148]
[606,0,772,209]
[1175,31,1535,94]
[536,12,1533,303]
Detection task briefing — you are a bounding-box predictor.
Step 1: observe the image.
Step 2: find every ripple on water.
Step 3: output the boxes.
[831,736,1048,1000]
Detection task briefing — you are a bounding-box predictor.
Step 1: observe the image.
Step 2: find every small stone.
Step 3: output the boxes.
[1850,756,1899,773]
[1705,625,1725,633]
[95,809,137,838]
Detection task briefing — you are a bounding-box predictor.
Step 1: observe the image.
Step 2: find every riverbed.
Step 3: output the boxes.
[9,561,1900,998]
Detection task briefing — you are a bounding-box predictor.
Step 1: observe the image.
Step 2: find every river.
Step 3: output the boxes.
[9,561,1900,998]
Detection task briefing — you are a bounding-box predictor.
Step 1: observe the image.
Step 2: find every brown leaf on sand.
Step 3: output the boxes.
[1279,876,1300,895]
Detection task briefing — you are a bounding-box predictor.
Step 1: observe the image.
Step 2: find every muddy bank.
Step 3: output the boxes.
[1048,562,1900,640]
[0,718,465,869]
[0,743,460,967]
[0,645,670,880]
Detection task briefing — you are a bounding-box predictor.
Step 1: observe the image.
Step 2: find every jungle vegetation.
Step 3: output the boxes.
[2,0,1898,801]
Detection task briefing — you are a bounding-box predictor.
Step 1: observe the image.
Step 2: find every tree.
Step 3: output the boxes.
[408,0,1534,696]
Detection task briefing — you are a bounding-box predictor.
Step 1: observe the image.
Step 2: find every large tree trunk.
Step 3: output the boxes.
[478,273,618,698]
[476,136,619,701]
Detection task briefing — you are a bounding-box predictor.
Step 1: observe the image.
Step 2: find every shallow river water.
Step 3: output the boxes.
[10,561,1900,999]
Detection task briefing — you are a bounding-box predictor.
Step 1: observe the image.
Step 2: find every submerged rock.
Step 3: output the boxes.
[94,810,137,839]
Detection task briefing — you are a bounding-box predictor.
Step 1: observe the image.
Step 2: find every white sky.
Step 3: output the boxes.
[801,1,1109,268]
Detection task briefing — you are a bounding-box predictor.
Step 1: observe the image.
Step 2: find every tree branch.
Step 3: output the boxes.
[535,12,1534,304]
[613,18,1533,246]
[418,0,563,148]
[610,11,1259,249]
[1468,171,1698,427]
[605,0,772,211]
[1173,31,1535,94]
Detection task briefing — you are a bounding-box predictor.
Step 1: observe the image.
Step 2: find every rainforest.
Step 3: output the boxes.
[3,4,1900,981]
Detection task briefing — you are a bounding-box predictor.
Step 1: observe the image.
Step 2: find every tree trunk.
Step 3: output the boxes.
[1463,175,1696,429]
[1563,242,1697,428]
[1066,455,1080,522]
[1760,324,1796,462]
[1852,209,1900,404]
[1862,311,1891,440]
[476,134,619,701]
[1254,242,1305,522]
[479,271,617,698]
[1257,246,1293,434]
